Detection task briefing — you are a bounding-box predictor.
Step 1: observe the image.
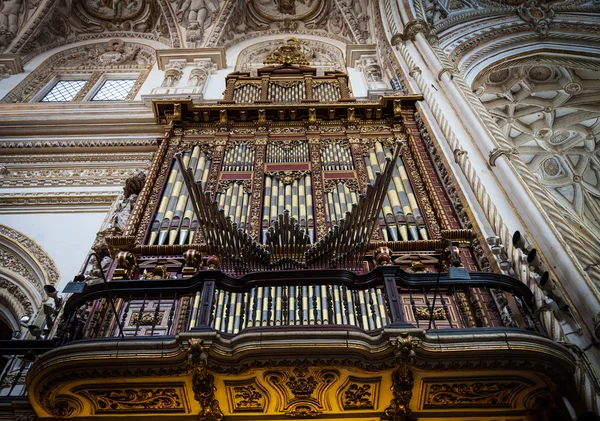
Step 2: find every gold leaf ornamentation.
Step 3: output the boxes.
[425,382,527,408]
[415,307,446,320]
[343,384,373,409]
[83,389,183,412]
[263,39,309,66]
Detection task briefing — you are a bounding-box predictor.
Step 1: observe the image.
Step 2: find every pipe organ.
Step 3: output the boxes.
[147,145,212,246]
[363,139,428,242]
[118,54,475,282]
[211,284,389,334]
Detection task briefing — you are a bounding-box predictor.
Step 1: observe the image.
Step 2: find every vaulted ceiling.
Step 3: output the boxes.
[1,0,374,63]
[476,62,600,244]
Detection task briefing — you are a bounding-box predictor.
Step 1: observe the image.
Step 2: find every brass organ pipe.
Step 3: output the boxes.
[189,291,201,329]
[150,153,186,245]
[227,292,236,333]
[292,179,299,220]
[168,146,200,245]
[278,181,285,217]
[384,149,417,239]
[393,152,429,240]
[305,175,314,243]
[182,151,211,245]
[299,177,306,229]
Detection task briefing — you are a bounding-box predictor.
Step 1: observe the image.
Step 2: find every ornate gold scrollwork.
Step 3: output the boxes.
[323,179,359,194]
[343,384,374,409]
[425,381,527,408]
[47,397,83,418]
[385,334,418,421]
[415,307,446,320]
[187,339,223,421]
[81,389,183,412]
[263,38,309,66]
[265,170,308,185]
[265,367,340,417]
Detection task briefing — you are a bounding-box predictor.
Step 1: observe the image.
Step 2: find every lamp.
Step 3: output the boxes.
[43,285,63,309]
[538,272,569,311]
[429,239,471,330]
[512,230,529,253]
[20,315,43,340]
[64,252,124,338]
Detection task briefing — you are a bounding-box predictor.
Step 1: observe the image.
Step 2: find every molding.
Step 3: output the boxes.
[156,48,227,71]
[0,191,118,213]
[0,138,158,152]
[345,44,376,68]
[0,54,24,78]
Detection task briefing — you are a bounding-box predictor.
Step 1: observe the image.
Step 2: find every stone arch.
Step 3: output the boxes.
[2,38,157,103]
[0,225,59,331]
[234,37,346,73]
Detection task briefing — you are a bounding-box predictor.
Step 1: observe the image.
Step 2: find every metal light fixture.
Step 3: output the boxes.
[429,239,471,330]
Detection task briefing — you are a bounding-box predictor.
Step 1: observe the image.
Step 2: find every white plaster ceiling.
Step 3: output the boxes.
[477,64,600,233]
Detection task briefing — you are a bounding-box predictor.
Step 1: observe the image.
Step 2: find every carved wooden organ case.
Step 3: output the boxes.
[100,64,517,336]
[109,65,477,276]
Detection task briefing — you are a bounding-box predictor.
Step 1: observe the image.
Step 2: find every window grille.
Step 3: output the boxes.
[91,79,136,101]
[40,80,87,102]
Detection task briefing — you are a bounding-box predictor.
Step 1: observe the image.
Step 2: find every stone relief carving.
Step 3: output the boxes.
[336,0,371,44]
[2,39,154,103]
[161,59,185,87]
[209,0,354,50]
[517,0,555,37]
[0,224,59,286]
[0,0,23,48]
[172,0,223,46]
[475,63,600,249]
[10,0,179,62]
[187,58,216,89]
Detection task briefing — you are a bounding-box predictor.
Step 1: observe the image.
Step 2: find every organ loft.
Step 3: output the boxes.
[0,38,585,421]
[1,2,600,417]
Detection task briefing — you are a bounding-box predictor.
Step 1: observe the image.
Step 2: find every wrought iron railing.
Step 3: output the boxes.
[54,267,539,343]
[0,340,56,398]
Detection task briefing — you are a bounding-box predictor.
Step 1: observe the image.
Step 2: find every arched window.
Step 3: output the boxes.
[2,39,155,103]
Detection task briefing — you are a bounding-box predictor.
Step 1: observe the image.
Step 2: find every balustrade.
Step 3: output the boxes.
[54,267,538,344]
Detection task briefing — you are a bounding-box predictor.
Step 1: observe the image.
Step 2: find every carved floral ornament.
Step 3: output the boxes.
[77,388,185,413]
[423,379,530,408]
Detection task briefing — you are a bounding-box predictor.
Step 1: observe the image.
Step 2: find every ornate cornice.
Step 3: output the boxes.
[0,191,118,213]
[0,139,158,151]
[25,328,576,418]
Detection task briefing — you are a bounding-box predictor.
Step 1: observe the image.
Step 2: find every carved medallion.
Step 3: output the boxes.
[265,367,340,417]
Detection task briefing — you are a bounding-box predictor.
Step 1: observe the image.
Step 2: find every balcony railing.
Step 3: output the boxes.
[55,267,539,343]
[0,340,56,398]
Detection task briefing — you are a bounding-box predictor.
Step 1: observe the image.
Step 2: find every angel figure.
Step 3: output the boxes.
[176,0,220,28]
